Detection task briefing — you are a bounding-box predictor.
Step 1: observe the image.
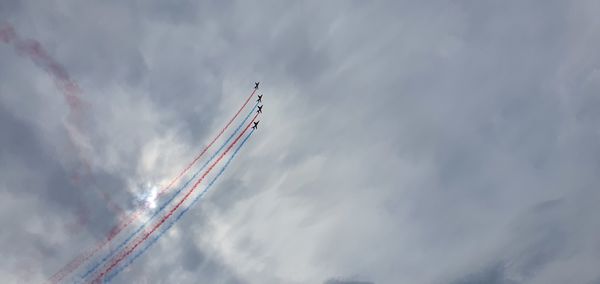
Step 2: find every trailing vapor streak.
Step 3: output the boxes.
[49,88,256,284]
[0,22,83,110]
[80,103,258,280]
[0,23,129,280]
[106,129,255,283]
[93,114,259,283]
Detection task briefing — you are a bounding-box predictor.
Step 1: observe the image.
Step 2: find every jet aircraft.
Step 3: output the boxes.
[257,105,263,114]
[257,94,263,102]
[252,121,259,130]
[254,82,260,89]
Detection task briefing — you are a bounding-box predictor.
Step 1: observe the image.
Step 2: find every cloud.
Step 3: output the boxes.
[324,279,374,284]
[2,1,600,283]
[448,262,518,284]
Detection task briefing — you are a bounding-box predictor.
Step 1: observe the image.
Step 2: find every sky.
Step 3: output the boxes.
[1,1,600,283]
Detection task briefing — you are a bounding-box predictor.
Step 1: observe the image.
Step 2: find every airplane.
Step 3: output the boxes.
[257,94,263,103]
[252,121,259,130]
[257,105,263,113]
[254,82,260,89]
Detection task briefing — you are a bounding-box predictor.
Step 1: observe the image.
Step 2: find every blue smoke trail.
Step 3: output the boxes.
[105,129,255,283]
[78,103,258,282]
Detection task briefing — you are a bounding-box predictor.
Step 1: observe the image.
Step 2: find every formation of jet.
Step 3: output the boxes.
[253,82,262,130]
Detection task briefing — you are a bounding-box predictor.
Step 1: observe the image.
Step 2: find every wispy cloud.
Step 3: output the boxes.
[1,1,600,284]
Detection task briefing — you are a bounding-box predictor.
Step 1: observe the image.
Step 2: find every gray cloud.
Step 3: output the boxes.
[324,279,374,284]
[448,262,518,284]
[2,1,600,283]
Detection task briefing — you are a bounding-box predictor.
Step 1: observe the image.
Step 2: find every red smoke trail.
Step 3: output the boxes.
[1,23,125,214]
[0,21,128,277]
[49,88,257,283]
[0,23,16,43]
[93,114,259,283]
[1,23,84,116]
[154,88,257,201]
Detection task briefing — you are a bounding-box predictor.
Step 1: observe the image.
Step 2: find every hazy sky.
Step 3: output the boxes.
[2,1,600,283]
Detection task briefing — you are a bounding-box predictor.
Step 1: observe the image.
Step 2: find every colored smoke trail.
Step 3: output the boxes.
[50,88,257,283]
[94,114,259,282]
[1,22,88,172]
[1,20,129,283]
[80,103,259,280]
[106,129,255,283]
[149,88,257,204]
[0,23,119,200]
[0,23,84,116]
[0,23,130,282]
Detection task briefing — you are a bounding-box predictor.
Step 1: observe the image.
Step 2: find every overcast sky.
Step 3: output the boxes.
[2,1,600,283]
